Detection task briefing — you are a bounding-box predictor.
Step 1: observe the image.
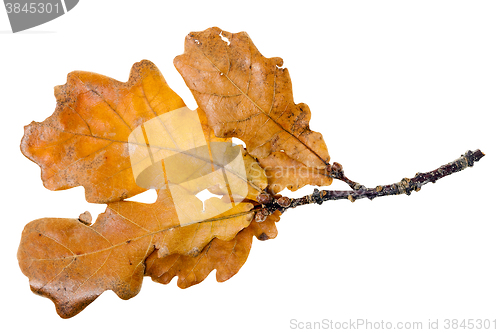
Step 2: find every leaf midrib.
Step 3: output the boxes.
[31,208,257,261]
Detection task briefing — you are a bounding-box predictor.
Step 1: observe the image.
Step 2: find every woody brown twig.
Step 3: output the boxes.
[256,149,485,220]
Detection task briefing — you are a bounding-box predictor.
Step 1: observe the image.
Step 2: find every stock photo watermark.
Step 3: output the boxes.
[289,318,498,330]
[3,0,79,32]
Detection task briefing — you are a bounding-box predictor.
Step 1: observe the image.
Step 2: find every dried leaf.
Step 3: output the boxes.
[174,27,332,192]
[21,60,185,203]
[18,188,255,318]
[145,211,280,288]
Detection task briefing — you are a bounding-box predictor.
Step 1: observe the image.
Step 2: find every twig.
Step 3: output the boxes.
[255,149,484,221]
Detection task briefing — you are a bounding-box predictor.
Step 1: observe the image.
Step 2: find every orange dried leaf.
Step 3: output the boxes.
[145,211,280,289]
[174,27,333,193]
[18,188,255,318]
[21,60,185,203]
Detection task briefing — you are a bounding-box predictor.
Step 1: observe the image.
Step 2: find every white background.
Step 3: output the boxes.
[1,1,498,332]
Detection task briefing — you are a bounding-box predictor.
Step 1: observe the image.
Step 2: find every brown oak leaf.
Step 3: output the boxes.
[21,60,186,203]
[18,188,256,318]
[174,27,333,193]
[145,210,280,288]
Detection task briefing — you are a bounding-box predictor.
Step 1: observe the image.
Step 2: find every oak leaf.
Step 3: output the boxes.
[21,60,185,203]
[18,188,255,318]
[174,27,333,193]
[145,211,280,289]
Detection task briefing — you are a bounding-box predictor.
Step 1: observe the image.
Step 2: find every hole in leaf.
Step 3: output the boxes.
[219,32,230,45]
[195,189,223,212]
[231,137,246,148]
